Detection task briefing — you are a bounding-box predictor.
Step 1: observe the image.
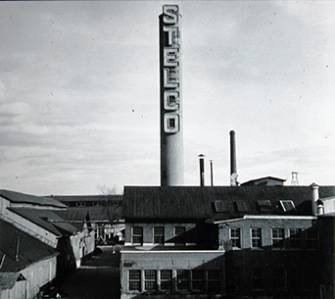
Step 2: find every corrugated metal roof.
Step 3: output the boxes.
[8,208,78,236]
[123,186,334,221]
[0,190,66,208]
[0,219,58,274]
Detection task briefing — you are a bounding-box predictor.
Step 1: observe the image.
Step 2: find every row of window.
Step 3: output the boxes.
[228,227,318,249]
[229,266,316,292]
[128,269,221,293]
[132,226,186,245]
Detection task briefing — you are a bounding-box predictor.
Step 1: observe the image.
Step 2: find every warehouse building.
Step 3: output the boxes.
[0,189,95,298]
[0,218,58,299]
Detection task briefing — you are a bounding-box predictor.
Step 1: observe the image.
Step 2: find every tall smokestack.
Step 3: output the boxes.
[199,154,205,187]
[230,130,238,186]
[160,5,184,186]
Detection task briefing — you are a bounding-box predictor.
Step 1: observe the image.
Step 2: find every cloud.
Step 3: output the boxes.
[0,1,334,194]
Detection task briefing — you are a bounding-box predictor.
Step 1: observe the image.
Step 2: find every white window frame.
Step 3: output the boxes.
[128,269,142,292]
[160,269,173,291]
[251,227,262,248]
[153,226,165,245]
[229,227,241,249]
[271,228,285,248]
[144,270,157,291]
[132,226,143,245]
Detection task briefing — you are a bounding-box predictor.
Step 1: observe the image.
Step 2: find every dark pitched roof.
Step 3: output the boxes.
[124,187,209,220]
[55,206,123,222]
[48,195,123,203]
[0,219,58,274]
[0,190,66,209]
[8,208,78,237]
[123,186,335,221]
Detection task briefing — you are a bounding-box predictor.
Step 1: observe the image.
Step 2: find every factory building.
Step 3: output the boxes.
[120,185,335,299]
[119,4,335,299]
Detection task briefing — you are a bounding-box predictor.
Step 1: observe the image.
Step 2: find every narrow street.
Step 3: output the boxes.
[59,246,120,299]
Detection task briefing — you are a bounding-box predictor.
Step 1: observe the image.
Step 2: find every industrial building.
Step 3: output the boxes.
[50,194,124,245]
[0,218,58,299]
[0,190,95,298]
[1,3,334,299]
[120,184,335,299]
[119,4,335,299]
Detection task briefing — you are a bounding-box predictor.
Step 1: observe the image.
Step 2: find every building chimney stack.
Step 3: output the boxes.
[230,130,238,186]
[310,183,319,215]
[210,160,214,187]
[199,154,205,187]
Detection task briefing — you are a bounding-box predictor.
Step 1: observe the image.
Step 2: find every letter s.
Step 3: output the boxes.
[163,5,178,24]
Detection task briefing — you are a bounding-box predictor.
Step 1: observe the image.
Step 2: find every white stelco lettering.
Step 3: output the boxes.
[163,68,178,89]
[163,48,178,67]
[164,90,179,110]
[163,5,178,24]
[163,26,178,46]
[162,5,180,134]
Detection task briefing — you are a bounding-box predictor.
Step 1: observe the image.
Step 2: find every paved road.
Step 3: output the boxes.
[59,246,121,299]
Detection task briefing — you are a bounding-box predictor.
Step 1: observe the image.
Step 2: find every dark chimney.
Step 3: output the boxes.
[230,130,238,186]
[198,154,205,187]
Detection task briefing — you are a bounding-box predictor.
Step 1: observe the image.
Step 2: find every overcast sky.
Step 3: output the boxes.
[0,1,334,195]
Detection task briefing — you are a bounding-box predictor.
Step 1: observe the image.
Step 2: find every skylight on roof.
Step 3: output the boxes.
[280,200,296,212]
[213,201,229,213]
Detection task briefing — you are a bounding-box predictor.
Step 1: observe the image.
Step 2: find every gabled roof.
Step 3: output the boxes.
[0,190,66,209]
[48,194,123,203]
[123,186,335,221]
[8,208,78,237]
[0,219,58,274]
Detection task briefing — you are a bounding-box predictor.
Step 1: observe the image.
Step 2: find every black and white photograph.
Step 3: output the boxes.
[0,1,334,299]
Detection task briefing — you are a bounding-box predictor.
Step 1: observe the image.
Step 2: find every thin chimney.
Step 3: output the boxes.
[311,183,319,216]
[230,130,238,186]
[198,154,205,187]
[210,160,214,187]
